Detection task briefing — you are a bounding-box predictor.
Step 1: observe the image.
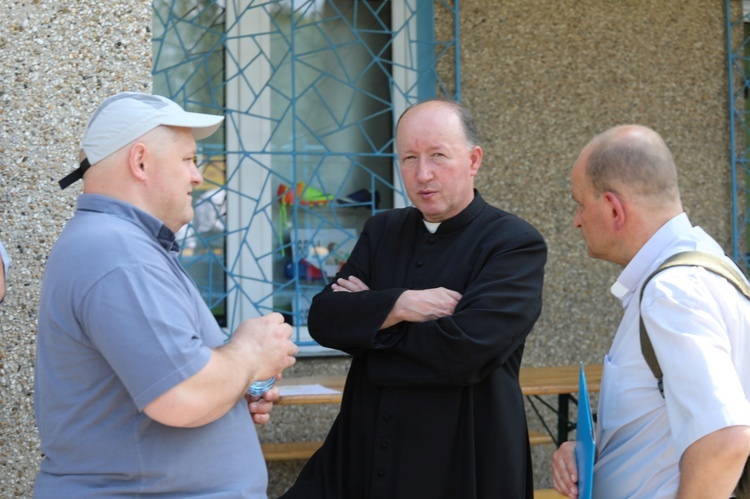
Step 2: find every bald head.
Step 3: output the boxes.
[581,125,682,209]
[571,125,686,266]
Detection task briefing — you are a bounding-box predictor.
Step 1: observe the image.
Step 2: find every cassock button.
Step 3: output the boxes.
[380,441,388,449]
[416,261,423,267]
[382,414,390,421]
[377,469,385,477]
[429,237,437,243]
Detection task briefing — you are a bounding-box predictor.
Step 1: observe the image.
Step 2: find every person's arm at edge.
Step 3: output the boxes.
[676,425,750,499]
[0,254,5,303]
[0,241,9,303]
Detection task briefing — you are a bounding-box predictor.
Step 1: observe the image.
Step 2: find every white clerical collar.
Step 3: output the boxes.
[423,220,441,234]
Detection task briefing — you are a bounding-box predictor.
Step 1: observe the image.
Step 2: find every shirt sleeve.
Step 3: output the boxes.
[306,218,409,354]
[641,266,750,456]
[79,263,211,410]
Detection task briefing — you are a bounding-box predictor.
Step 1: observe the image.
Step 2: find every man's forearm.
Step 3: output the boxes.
[677,425,750,499]
[143,313,295,428]
[380,288,462,330]
[143,346,255,428]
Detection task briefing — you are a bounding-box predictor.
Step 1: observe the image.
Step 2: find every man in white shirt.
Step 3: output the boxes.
[551,125,750,498]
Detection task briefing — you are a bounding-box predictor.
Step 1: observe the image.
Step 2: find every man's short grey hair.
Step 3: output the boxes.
[396,99,480,149]
[585,125,680,202]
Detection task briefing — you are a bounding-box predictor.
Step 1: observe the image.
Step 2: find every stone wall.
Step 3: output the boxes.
[0,0,732,496]
[1,1,153,495]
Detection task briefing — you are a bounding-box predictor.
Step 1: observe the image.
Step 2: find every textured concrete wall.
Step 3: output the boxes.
[0,0,732,496]
[0,1,153,495]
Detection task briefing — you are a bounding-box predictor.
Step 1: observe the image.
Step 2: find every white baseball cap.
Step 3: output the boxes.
[59,92,225,189]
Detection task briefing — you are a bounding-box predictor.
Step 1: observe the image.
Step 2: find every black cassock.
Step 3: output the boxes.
[281,192,547,499]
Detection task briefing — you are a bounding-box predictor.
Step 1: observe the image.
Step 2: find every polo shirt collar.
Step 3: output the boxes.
[610,212,692,305]
[76,194,180,252]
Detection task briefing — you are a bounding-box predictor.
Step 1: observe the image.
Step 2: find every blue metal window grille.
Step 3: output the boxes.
[152,0,460,353]
[727,0,750,269]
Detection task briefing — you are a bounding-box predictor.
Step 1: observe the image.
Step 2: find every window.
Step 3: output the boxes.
[153,0,459,354]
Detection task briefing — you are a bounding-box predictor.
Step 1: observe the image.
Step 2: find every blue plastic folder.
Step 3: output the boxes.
[575,362,595,499]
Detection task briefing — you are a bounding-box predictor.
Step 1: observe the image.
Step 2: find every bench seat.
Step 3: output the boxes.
[534,489,566,499]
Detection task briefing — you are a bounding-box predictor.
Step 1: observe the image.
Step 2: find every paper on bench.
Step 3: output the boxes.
[278,384,341,397]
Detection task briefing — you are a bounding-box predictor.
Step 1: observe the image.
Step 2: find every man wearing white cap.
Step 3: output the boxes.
[34,92,298,498]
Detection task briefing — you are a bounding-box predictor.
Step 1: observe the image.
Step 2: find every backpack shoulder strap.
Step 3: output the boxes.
[639,251,750,396]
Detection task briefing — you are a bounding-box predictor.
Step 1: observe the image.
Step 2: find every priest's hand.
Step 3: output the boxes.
[333,275,370,292]
[379,287,462,329]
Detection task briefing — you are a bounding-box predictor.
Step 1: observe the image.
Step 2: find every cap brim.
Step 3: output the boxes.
[161,112,224,141]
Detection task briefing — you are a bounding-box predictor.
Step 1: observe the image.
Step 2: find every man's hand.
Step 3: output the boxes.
[380,287,462,329]
[392,287,462,323]
[231,313,298,382]
[245,384,280,425]
[551,441,579,498]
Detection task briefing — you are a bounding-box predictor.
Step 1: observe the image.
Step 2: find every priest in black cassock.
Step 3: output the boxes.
[280,99,547,499]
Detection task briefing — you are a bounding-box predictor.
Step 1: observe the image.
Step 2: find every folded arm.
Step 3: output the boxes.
[333,275,462,330]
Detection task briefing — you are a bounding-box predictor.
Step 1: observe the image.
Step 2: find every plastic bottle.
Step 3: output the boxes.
[247,377,276,397]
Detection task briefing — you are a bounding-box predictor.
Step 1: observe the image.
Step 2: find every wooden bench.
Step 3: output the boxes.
[262,441,324,461]
[264,364,602,461]
[534,489,567,499]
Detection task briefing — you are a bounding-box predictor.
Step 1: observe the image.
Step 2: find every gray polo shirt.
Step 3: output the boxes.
[34,194,266,498]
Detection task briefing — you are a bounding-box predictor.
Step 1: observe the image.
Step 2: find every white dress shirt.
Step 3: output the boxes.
[593,213,750,498]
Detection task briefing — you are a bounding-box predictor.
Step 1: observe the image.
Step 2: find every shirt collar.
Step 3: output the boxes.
[430,189,486,234]
[610,212,692,303]
[76,194,180,253]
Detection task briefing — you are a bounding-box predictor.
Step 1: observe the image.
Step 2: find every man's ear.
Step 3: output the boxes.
[603,191,626,230]
[468,145,483,176]
[128,143,149,182]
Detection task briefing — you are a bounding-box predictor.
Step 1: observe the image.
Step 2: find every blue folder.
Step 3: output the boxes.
[575,362,595,499]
